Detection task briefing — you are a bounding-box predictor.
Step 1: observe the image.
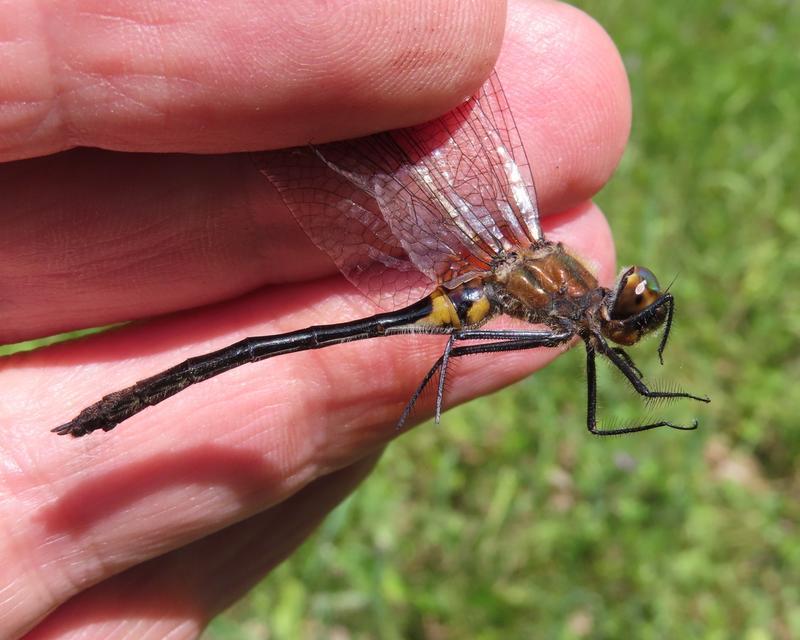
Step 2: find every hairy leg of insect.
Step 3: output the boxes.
[601,343,710,403]
[583,341,709,436]
[434,335,456,423]
[396,356,441,430]
[396,329,573,431]
[655,294,674,365]
[611,347,643,379]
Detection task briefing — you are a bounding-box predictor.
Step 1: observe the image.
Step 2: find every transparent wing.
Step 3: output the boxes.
[254,146,434,307]
[254,70,541,308]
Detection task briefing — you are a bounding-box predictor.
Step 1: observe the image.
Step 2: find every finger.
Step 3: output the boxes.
[1,0,506,161]
[13,455,378,638]
[501,0,631,216]
[0,151,325,343]
[1,0,630,341]
[0,201,611,617]
[1,204,610,632]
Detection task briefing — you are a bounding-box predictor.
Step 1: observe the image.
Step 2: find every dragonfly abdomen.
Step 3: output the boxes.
[413,279,493,330]
[52,285,491,437]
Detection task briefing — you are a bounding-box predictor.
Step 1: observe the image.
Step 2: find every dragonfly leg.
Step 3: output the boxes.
[601,342,710,403]
[584,340,708,436]
[656,294,675,365]
[395,329,573,431]
[434,335,457,423]
[611,347,643,379]
[396,352,445,431]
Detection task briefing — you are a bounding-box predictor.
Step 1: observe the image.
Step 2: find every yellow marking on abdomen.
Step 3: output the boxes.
[416,289,462,328]
[466,295,492,325]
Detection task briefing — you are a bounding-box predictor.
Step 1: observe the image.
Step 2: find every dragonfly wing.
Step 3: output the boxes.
[310,71,543,287]
[384,70,543,271]
[255,70,541,302]
[254,148,435,308]
[473,70,543,243]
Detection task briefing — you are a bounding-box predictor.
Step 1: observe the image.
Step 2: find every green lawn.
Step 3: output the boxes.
[209,1,800,638]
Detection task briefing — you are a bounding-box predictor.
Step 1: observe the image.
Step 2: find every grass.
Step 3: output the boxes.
[208,1,800,638]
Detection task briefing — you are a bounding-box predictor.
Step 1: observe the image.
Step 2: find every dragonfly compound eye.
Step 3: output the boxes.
[610,266,662,319]
[599,266,669,346]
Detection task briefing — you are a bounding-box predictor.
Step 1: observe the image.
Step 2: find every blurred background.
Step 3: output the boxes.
[209,1,800,638]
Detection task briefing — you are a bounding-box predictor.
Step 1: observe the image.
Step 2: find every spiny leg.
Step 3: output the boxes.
[396,353,444,430]
[584,344,696,435]
[584,340,708,436]
[602,343,710,403]
[396,329,573,431]
[611,347,643,379]
[656,294,674,365]
[434,335,457,423]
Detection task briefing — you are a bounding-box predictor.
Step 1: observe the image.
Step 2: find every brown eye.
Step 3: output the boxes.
[610,266,662,319]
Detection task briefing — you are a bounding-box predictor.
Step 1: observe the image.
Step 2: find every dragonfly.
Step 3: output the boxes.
[53,71,708,438]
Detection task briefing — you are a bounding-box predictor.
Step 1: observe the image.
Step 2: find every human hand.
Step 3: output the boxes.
[0,1,629,637]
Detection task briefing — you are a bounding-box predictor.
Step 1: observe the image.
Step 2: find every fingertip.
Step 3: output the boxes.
[501,0,632,213]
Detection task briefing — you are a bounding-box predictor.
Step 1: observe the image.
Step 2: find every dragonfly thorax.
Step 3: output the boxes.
[487,241,602,325]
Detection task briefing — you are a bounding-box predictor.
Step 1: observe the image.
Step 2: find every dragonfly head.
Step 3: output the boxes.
[600,266,672,348]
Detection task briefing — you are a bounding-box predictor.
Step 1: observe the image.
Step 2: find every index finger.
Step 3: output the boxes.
[1,0,506,161]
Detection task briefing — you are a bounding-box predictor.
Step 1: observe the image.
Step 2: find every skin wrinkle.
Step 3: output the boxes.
[100,228,195,287]
[250,324,352,446]
[51,511,174,609]
[1,404,290,636]
[14,552,58,637]
[17,8,155,153]
[0,516,34,622]
[308,329,431,441]
[3,541,63,638]
[73,7,190,30]
[0,15,53,153]
[204,350,353,476]
[186,455,383,613]
[79,73,168,133]
[36,1,74,150]
[30,457,378,637]
[305,348,382,470]
[0,102,53,160]
[55,506,115,601]
[2,1,506,158]
[245,380,324,471]
[39,390,332,530]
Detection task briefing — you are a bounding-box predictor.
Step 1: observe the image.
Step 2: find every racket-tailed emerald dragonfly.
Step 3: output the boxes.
[53,71,708,438]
